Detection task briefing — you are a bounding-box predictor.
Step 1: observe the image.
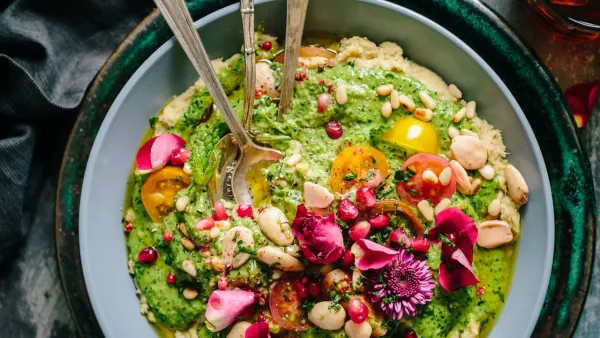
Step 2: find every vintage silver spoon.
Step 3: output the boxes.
[154,0,281,205]
[277,0,309,118]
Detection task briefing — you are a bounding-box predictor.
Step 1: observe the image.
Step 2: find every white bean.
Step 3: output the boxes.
[450,135,488,170]
[183,288,198,300]
[345,320,373,338]
[505,165,529,205]
[222,226,254,269]
[308,301,346,330]
[257,206,294,246]
[479,164,495,180]
[304,182,334,208]
[226,322,251,338]
[477,220,513,248]
[257,246,305,271]
[419,90,436,110]
[176,196,189,211]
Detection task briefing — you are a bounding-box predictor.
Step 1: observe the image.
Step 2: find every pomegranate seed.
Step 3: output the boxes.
[348,298,369,324]
[308,282,320,298]
[218,275,228,290]
[363,169,384,188]
[166,273,176,285]
[368,213,390,229]
[338,199,359,222]
[301,72,308,80]
[255,88,263,99]
[236,203,254,218]
[163,232,173,242]
[318,64,325,72]
[213,201,228,221]
[257,313,266,322]
[171,148,191,165]
[356,187,376,207]
[194,217,215,231]
[405,328,418,338]
[301,276,309,284]
[341,250,355,269]
[324,120,343,139]
[296,282,308,299]
[349,221,371,242]
[411,237,431,252]
[390,229,413,249]
[138,247,158,265]
[261,41,272,51]
[124,223,133,233]
[476,285,486,295]
[318,93,331,112]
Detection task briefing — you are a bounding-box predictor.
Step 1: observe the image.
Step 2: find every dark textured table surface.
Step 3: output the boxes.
[1,0,598,337]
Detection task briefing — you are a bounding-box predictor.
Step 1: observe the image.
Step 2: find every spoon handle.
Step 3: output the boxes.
[154,0,252,147]
[277,0,309,118]
[241,0,256,132]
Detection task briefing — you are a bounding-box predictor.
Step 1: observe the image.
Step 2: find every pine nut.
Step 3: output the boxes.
[414,108,433,122]
[376,84,394,96]
[199,248,211,258]
[179,223,190,239]
[176,196,190,211]
[419,91,436,110]
[215,220,231,231]
[452,108,466,122]
[381,101,393,118]
[181,238,196,251]
[183,163,193,175]
[308,302,346,330]
[417,200,434,221]
[124,208,136,223]
[286,153,302,166]
[435,198,452,215]
[398,94,416,111]
[422,169,439,184]
[448,126,460,139]
[460,129,479,138]
[295,162,308,173]
[336,84,348,105]
[209,226,221,239]
[448,84,462,99]
[488,199,501,217]
[183,288,198,300]
[182,260,197,276]
[272,270,283,280]
[211,256,224,272]
[439,167,452,186]
[390,89,400,109]
[466,101,476,119]
[479,164,495,180]
[471,178,482,194]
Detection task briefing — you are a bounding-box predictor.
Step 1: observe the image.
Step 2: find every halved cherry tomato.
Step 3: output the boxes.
[269,280,311,331]
[330,145,390,194]
[396,154,456,206]
[381,117,438,154]
[141,166,191,222]
[368,200,425,237]
[273,46,337,63]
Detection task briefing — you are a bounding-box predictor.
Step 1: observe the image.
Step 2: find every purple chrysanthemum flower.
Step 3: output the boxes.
[368,250,435,320]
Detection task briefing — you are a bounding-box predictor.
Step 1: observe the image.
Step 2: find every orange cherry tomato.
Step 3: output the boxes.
[273,46,337,63]
[330,146,390,194]
[269,280,311,331]
[396,154,456,207]
[141,166,191,222]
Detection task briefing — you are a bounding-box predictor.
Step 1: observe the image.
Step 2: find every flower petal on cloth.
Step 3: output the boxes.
[564,81,600,128]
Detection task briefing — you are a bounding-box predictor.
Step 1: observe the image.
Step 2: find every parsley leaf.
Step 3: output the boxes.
[343,172,358,181]
[393,168,416,183]
[348,61,355,68]
[328,291,342,312]
[437,233,456,248]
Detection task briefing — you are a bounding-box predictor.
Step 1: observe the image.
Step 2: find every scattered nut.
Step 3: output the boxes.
[422,169,439,184]
[286,153,302,166]
[209,226,221,239]
[124,208,136,223]
[417,200,434,221]
[477,220,513,248]
[257,246,305,271]
[336,84,348,105]
[488,199,501,217]
[419,90,436,110]
[183,288,198,300]
[308,301,346,330]
[222,226,254,268]
[381,101,392,118]
[182,260,197,277]
[450,135,488,170]
[414,108,433,122]
[505,165,529,205]
[181,238,196,251]
[452,108,466,123]
[435,198,452,215]
[183,163,193,175]
[479,164,495,180]
[449,160,472,195]
[439,167,452,186]
[304,182,335,208]
[257,206,294,246]
[376,84,394,96]
[398,94,416,111]
[176,196,189,211]
[390,89,400,109]
[448,84,462,99]
[448,126,460,139]
[466,101,476,119]
[226,322,252,338]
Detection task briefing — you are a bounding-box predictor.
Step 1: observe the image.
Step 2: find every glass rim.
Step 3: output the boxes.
[535,0,600,33]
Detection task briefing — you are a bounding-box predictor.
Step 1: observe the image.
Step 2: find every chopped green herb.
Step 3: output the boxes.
[393,167,416,183]
[343,172,358,181]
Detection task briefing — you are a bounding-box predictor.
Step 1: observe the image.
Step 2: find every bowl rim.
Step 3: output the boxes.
[76,0,555,337]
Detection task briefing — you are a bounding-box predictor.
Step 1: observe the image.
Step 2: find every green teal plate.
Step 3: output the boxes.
[55,0,596,337]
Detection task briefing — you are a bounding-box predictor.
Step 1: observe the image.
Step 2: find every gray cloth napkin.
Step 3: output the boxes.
[0,0,154,264]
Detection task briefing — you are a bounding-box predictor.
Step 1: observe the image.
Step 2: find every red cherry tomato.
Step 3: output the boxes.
[269,280,311,331]
[396,154,456,206]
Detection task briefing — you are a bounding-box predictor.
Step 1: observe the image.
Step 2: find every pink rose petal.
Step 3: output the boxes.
[292,204,344,264]
[205,290,256,332]
[564,81,599,128]
[245,322,271,338]
[352,239,398,271]
[136,134,185,173]
[438,249,479,292]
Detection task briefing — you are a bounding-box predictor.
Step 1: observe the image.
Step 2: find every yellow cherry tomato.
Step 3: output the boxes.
[381,117,438,154]
[330,145,390,194]
[141,166,191,222]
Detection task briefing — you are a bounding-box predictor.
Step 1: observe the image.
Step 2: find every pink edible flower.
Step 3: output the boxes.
[136,133,186,173]
[245,322,271,338]
[564,81,599,128]
[205,290,256,332]
[291,204,344,264]
[351,239,398,271]
[428,207,479,292]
